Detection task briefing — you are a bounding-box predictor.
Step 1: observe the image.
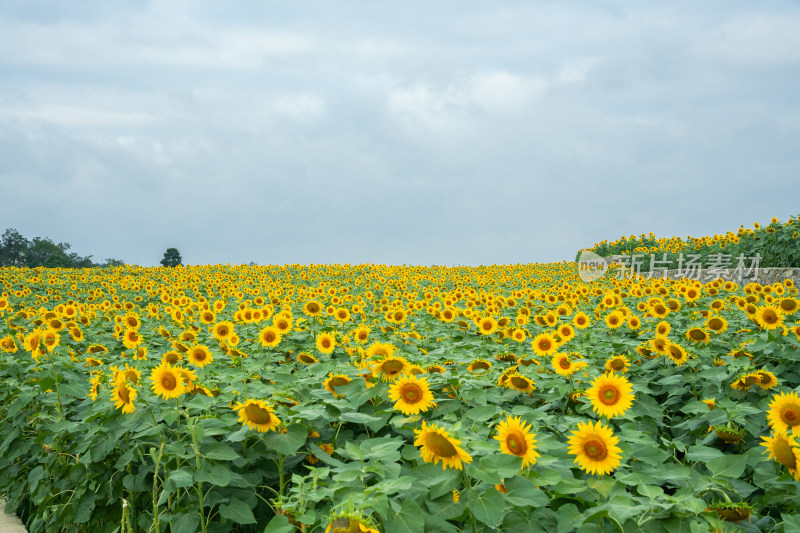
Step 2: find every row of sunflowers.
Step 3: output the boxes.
[0,259,799,532]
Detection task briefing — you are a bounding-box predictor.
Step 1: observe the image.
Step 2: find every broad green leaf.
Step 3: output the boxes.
[219,498,257,525]
[466,487,506,527]
[707,454,748,479]
[263,424,307,455]
[386,498,425,533]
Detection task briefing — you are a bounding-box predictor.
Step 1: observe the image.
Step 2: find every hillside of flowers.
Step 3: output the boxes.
[580,215,800,269]
[1,261,799,532]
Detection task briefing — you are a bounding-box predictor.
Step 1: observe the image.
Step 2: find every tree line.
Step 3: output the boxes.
[0,228,125,269]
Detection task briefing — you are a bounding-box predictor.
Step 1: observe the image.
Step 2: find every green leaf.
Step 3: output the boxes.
[194,462,232,487]
[203,442,240,461]
[171,512,200,533]
[503,476,548,507]
[685,445,724,463]
[707,454,748,478]
[262,515,296,533]
[165,469,194,491]
[219,498,257,525]
[263,424,307,455]
[386,498,425,533]
[466,487,506,527]
[339,411,383,424]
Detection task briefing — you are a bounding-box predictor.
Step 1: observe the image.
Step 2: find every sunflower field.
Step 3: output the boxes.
[1,261,799,532]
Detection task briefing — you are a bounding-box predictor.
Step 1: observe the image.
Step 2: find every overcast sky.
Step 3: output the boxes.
[1,1,798,267]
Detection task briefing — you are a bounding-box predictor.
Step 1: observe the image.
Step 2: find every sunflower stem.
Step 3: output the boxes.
[47,350,64,418]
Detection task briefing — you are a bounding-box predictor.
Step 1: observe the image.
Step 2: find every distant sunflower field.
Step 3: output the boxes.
[1,260,799,532]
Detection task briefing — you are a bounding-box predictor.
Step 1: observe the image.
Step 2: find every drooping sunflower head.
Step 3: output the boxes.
[297,352,319,365]
[110,377,137,414]
[413,420,473,470]
[767,391,800,435]
[372,355,409,382]
[468,359,492,373]
[388,373,436,415]
[761,430,800,478]
[504,372,536,394]
[756,370,779,390]
[323,374,352,397]
[494,415,539,468]
[235,399,281,433]
[586,372,635,418]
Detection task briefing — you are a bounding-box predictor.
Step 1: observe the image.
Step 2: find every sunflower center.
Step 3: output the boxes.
[383,360,403,374]
[773,439,797,468]
[506,432,527,455]
[330,377,349,387]
[763,310,779,324]
[539,340,551,351]
[193,350,206,361]
[118,384,130,403]
[559,358,571,369]
[582,437,608,461]
[426,432,457,458]
[510,376,529,389]
[161,374,177,390]
[400,383,421,403]
[670,347,684,360]
[599,385,619,405]
[780,404,800,426]
[265,332,276,342]
[126,371,138,385]
[218,326,229,336]
[690,329,705,341]
[244,403,272,425]
[322,339,332,348]
[610,359,624,371]
[709,319,723,330]
[472,361,490,370]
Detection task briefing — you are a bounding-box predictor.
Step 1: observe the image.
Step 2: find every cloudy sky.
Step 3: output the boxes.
[1,1,798,267]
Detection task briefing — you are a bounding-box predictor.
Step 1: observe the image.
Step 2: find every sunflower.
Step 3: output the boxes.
[212,321,235,342]
[259,326,282,347]
[315,331,336,355]
[667,343,688,365]
[756,370,779,390]
[388,373,437,415]
[273,314,293,334]
[297,352,319,365]
[121,364,141,385]
[477,317,498,335]
[323,374,351,398]
[365,341,396,360]
[110,377,137,414]
[586,373,634,418]
[755,305,785,330]
[685,327,710,344]
[122,328,141,350]
[552,353,585,377]
[703,398,716,410]
[761,431,800,480]
[149,363,187,400]
[0,336,18,353]
[767,391,800,435]
[604,355,630,373]
[234,399,281,433]
[372,355,409,382]
[494,415,539,468]
[88,374,101,401]
[567,420,623,476]
[531,332,558,357]
[778,297,800,315]
[353,326,370,343]
[731,372,759,391]
[161,350,182,365]
[427,364,445,374]
[573,312,591,329]
[504,373,536,394]
[468,359,492,373]
[187,345,213,368]
[705,316,728,334]
[304,300,323,317]
[414,421,473,470]
[604,311,624,330]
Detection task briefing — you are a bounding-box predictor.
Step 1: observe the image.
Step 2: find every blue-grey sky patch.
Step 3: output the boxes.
[1,1,798,266]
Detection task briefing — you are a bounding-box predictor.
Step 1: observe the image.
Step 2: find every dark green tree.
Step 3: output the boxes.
[27,237,72,268]
[160,248,183,267]
[0,228,30,267]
